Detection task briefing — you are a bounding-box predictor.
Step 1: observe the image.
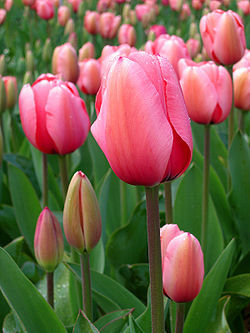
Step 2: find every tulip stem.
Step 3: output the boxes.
[59,155,68,200]
[46,272,54,308]
[228,66,234,148]
[201,124,210,252]
[80,251,92,320]
[145,185,165,333]
[120,180,127,226]
[238,109,245,133]
[42,153,48,207]
[164,182,173,224]
[175,303,185,333]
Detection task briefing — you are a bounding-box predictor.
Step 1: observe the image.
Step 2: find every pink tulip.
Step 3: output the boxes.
[52,43,79,83]
[79,42,95,61]
[169,0,182,11]
[22,0,35,6]
[179,58,232,124]
[77,59,101,95]
[200,10,246,65]
[233,50,250,110]
[209,0,222,11]
[2,76,17,109]
[36,0,54,20]
[97,0,114,13]
[99,12,121,39]
[186,38,201,59]
[67,0,82,13]
[180,3,191,20]
[118,24,136,47]
[0,9,6,24]
[58,5,71,26]
[162,232,204,303]
[34,207,64,272]
[19,74,90,155]
[148,25,167,38]
[91,52,192,186]
[191,0,203,10]
[4,0,13,11]
[237,0,250,15]
[84,11,100,35]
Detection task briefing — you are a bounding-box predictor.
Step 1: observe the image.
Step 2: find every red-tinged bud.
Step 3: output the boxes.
[34,207,64,272]
[79,42,95,61]
[68,32,78,50]
[0,55,5,75]
[63,171,102,253]
[64,18,75,35]
[0,76,6,114]
[2,76,17,110]
[0,9,7,25]
[58,5,71,27]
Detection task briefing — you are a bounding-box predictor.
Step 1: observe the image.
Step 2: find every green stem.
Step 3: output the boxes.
[42,153,48,207]
[120,180,127,226]
[145,185,165,333]
[228,66,234,148]
[59,155,68,200]
[238,109,245,133]
[80,252,92,320]
[164,182,173,224]
[175,303,185,333]
[47,272,54,308]
[201,124,210,252]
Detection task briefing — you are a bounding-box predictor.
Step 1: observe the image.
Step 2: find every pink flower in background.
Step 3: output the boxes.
[180,3,191,20]
[99,12,121,39]
[2,76,17,109]
[148,25,167,38]
[237,0,250,15]
[19,74,90,155]
[200,10,246,65]
[77,59,101,95]
[233,50,250,110]
[67,0,82,13]
[209,0,222,11]
[91,52,192,186]
[58,5,71,26]
[4,0,13,11]
[118,24,136,46]
[0,9,7,24]
[186,38,201,59]
[36,0,54,20]
[79,42,95,61]
[179,58,232,124]
[84,11,100,35]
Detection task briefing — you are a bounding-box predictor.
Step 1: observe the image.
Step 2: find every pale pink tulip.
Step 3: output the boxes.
[77,59,101,95]
[118,24,136,46]
[99,12,121,39]
[233,50,250,110]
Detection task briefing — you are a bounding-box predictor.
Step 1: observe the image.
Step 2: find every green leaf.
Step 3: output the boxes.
[4,236,24,264]
[2,311,25,333]
[174,164,224,272]
[66,263,146,318]
[184,239,236,333]
[106,201,148,269]
[89,239,105,273]
[223,274,250,298]
[0,248,67,333]
[0,204,20,239]
[8,164,41,253]
[92,290,120,313]
[94,309,132,332]
[73,311,99,333]
[128,315,144,333]
[228,131,250,254]
[204,296,231,333]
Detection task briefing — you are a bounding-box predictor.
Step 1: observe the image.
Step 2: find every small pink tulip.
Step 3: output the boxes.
[77,59,101,95]
[169,0,182,11]
[79,42,95,61]
[148,25,167,38]
[99,12,121,39]
[191,0,203,10]
[179,58,232,124]
[97,0,115,13]
[180,3,191,20]
[34,207,64,272]
[52,42,79,83]
[36,0,54,20]
[209,0,222,11]
[67,0,82,13]
[162,232,204,303]
[84,11,100,35]
[0,9,7,24]
[63,171,102,253]
[4,0,13,11]
[118,24,136,47]
[200,10,246,65]
[237,0,250,15]
[91,52,192,186]
[19,73,90,155]
[58,5,71,26]
[186,38,201,59]
[22,0,35,6]
[2,76,17,109]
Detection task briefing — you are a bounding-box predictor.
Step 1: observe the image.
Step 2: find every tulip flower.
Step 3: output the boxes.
[162,232,204,303]
[200,10,246,65]
[84,11,100,35]
[148,25,167,39]
[58,5,71,26]
[179,58,232,124]
[180,3,191,20]
[4,0,13,11]
[0,9,7,25]
[19,73,90,155]
[2,76,17,109]
[52,43,79,83]
[237,1,250,16]
[186,38,201,59]
[99,12,121,39]
[63,171,102,253]
[97,0,114,13]
[34,207,64,272]
[91,52,192,186]
[77,59,101,95]
[118,24,136,47]
[79,42,95,61]
[67,0,82,12]
[36,0,54,20]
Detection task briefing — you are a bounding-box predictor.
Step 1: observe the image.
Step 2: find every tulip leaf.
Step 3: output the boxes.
[184,239,236,333]
[92,290,120,313]
[8,163,41,253]
[0,204,20,239]
[0,292,10,329]
[228,131,250,254]
[174,164,224,272]
[65,263,146,317]
[0,248,67,333]
[128,314,144,333]
[4,236,24,264]
[223,274,250,298]
[2,311,25,333]
[73,311,99,333]
[89,239,105,273]
[94,309,133,332]
[204,296,231,333]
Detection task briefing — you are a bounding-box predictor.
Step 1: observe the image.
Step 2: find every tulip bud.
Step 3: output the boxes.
[26,49,34,72]
[34,207,64,272]
[162,232,204,303]
[63,171,102,253]
[0,9,7,25]
[129,10,137,25]
[58,5,70,26]
[0,76,6,114]
[23,71,33,85]
[42,38,52,63]
[3,76,17,110]
[79,42,95,61]
[64,18,75,36]
[68,32,78,50]
[0,55,5,75]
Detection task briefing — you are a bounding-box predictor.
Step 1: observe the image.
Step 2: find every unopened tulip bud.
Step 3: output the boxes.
[122,3,130,21]
[68,32,78,49]
[64,18,75,35]
[129,10,137,25]
[23,71,33,85]
[189,22,198,38]
[0,55,5,75]
[3,76,17,110]
[26,49,34,72]
[34,207,64,272]
[63,171,102,253]
[162,232,204,303]
[0,9,7,25]
[77,1,85,17]
[0,77,6,114]
[42,38,52,63]
[79,42,95,61]
[58,5,70,26]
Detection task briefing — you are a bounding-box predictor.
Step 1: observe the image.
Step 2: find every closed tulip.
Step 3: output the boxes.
[36,0,54,20]
[91,52,192,186]
[179,58,232,124]
[2,76,17,109]
[34,207,64,272]
[186,38,201,59]
[58,5,71,26]
[63,171,102,253]
[77,59,101,95]
[52,42,79,83]
[162,232,204,303]
[19,73,90,155]
[84,11,100,35]
[99,12,121,39]
[118,24,136,46]
[0,9,6,25]
[148,25,167,39]
[200,10,246,65]
[79,42,95,61]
